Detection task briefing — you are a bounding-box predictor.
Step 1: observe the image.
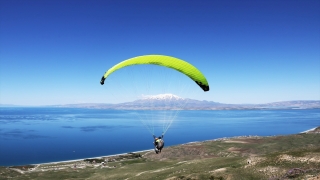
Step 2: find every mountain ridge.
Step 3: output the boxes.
[52,94,320,110]
[2,94,319,109]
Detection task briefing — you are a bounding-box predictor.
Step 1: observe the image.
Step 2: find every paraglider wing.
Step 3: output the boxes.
[100,55,209,91]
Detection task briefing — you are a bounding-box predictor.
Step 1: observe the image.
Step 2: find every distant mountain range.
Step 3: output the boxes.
[0,104,21,107]
[54,94,320,110]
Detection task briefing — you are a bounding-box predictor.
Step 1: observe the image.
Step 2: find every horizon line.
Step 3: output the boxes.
[1,99,319,107]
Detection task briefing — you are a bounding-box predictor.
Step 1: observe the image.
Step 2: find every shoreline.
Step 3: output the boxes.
[6,127,319,167]
[32,149,154,166]
[34,135,263,166]
[300,127,316,133]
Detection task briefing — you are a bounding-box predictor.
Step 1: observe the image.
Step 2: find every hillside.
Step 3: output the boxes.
[1,127,319,180]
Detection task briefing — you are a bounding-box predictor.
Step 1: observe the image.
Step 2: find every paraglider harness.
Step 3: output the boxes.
[153,135,164,154]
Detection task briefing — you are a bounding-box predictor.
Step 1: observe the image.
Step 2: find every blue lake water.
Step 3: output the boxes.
[0,107,319,166]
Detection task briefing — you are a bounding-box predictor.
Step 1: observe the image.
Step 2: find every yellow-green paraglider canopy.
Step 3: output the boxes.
[100,55,209,91]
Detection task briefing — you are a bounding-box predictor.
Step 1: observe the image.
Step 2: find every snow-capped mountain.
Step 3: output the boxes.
[115,93,221,110]
[124,94,188,110]
[140,94,185,101]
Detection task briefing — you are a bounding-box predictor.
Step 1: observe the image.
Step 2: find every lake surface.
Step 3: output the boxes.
[0,107,319,166]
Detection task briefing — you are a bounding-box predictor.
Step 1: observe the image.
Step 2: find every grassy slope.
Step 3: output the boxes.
[1,133,319,180]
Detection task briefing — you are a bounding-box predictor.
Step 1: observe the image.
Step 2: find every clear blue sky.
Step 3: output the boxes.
[1,0,319,105]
